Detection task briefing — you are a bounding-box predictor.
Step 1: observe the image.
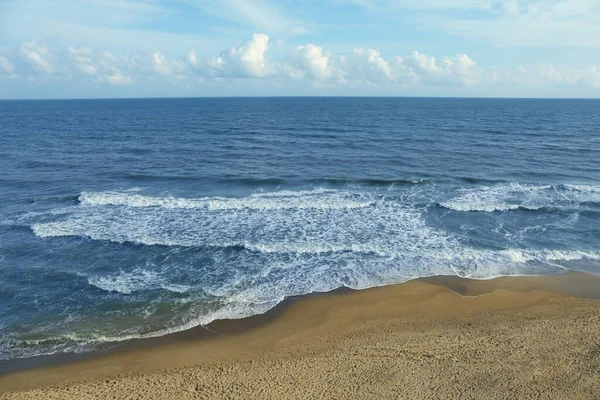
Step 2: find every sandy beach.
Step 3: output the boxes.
[2,271,600,399]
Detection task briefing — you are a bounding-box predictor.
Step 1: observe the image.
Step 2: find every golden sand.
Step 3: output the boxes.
[2,272,600,399]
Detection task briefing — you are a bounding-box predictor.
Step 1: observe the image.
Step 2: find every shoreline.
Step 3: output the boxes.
[0,286,355,376]
[2,271,600,398]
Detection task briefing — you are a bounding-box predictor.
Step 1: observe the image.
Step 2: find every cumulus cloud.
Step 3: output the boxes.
[343,49,395,83]
[442,54,481,86]
[152,51,185,76]
[404,52,481,86]
[202,33,274,78]
[21,42,53,74]
[67,46,97,75]
[3,34,600,96]
[289,44,333,80]
[289,45,480,86]
[65,46,141,85]
[2,35,481,88]
[12,42,140,86]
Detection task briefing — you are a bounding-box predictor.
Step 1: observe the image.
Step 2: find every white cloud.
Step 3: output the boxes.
[289,45,480,86]
[152,51,185,75]
[67,46,97,75]
[14,42,142,86]
[2,0,219,57]
[98,50,133,70]
[104,69,134,86]
[0,57,15,75]
[343,49,395,83]
[3,35,600,96]
[186,50,198,67]
[404,52,481,86]
[202,33,275,78]
[443,54,481,86]
[289,44,333,80]
[21,42,53,74]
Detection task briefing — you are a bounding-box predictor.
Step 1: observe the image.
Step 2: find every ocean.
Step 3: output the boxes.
[1,97,599,362]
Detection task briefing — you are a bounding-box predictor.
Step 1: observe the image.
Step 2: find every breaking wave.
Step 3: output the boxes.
[78,189,376,211]
[440,183,600,212]
[8,185,599,360]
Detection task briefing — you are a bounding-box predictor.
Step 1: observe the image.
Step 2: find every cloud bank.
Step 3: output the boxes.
[1,33,599,97]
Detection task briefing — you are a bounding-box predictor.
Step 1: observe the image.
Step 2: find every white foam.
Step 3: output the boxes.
[87,269,191,294]
[442,248,600,279]
[239,242,396,257]
[30,187,600,318]
[33,191,450,262]
[518,249,600,262]
[35,188,600,267]
[439,182,600,212]
[559,184,600,203]
[13,185,600,360]
[561,184,600,194]
[0,297,280,361]
[51,246,599,349]
[79,189,375,211]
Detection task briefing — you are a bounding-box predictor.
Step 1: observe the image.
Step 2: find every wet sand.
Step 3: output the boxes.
[2,271,600,399]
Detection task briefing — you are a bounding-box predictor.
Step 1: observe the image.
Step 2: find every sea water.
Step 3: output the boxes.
[0,97,599,360]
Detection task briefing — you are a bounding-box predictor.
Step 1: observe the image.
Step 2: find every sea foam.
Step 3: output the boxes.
[78,189,374,211]
[20,185,600,360]
[440,183,600,212]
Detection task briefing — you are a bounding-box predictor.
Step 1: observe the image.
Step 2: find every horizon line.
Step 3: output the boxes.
[1,95,600,101]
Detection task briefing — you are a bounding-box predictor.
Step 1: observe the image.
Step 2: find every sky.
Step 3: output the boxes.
[0,0,599,98]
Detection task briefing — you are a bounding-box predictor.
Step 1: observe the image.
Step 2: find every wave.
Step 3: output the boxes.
[440,182,600,212]
[311,178,430,186]
[28,218,600,268]
[0,297,278,361]
[558,184,600,197]
[32,190,449,259]
[15,185,600,361]
[77,189,376,211]
[3,244,599,361]
[31,186,600,259]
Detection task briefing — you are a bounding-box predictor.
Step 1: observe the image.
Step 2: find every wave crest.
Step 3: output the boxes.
[78,189,375,211]
[440,183,600,212]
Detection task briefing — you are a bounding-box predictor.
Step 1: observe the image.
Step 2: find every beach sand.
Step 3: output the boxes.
[2,271,600,399]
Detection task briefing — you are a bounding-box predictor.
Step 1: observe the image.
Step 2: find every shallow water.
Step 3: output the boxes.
[1,97,599,360]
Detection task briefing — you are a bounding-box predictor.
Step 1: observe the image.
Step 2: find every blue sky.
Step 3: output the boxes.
[0,0,599,98]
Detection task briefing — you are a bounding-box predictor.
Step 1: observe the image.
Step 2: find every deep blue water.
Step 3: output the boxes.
[1,97,599,360]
